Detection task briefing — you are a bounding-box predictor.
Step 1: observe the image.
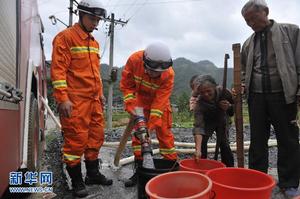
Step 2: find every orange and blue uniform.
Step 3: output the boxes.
[120,50,177,160]
[51,23,105,167]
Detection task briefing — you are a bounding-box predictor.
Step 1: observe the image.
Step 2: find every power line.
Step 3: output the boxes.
[107,0,204,7]
[109,0,122,13]
[127,0,149,21]
[121,0,139,17]
[105,0,113,7]
[100,34,110,59]
[38,0,55,6]
[106,0,124,16]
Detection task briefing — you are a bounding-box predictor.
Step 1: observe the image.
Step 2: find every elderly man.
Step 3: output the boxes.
[241,0,300,197]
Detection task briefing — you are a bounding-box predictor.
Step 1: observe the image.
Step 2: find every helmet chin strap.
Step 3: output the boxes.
[144,68,161,79]
[79,15,93,33]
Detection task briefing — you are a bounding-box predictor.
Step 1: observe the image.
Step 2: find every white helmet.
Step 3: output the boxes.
[78,0,107,18]
[143,42,173,72]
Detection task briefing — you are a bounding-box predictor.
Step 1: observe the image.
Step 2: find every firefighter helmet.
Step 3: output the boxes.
[143,42,173,72]
[77,0,107,18]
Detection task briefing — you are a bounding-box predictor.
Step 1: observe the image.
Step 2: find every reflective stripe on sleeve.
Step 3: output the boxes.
[52,80,67,89]
[150,109,163,117]
[133,145,141,153]
[124,93,136,102]
[133,75,159,90]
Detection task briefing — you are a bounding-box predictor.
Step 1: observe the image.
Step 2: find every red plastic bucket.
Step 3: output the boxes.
[179,159,226,174]
[206,167,276,199]
[138,159,179,199]
[145,171,212,199]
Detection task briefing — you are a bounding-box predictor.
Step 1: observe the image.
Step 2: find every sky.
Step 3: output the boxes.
[38,0,300,68]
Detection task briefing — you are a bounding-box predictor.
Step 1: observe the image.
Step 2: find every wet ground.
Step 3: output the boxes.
[29,122,299,199]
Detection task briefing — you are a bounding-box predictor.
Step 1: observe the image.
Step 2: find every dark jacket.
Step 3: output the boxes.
[192,86,234,136]
[241,20,300,104]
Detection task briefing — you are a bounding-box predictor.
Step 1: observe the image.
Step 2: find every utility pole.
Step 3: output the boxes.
[49,0,73,27]
[107,13,115,129]
[106,13,128,129]
[69,0,73,27]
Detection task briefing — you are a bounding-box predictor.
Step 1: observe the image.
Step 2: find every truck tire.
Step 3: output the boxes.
[27,93,42,171]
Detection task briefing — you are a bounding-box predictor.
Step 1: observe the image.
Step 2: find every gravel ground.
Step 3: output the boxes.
[34,124,299,199]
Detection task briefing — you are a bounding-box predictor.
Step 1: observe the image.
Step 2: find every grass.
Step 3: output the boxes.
[111,111,130,121]
[172,111,194,128]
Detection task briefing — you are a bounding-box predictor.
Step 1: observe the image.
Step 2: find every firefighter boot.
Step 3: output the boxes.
[124,159,142,187]
[85,159,113,186]
[66,164,88,198]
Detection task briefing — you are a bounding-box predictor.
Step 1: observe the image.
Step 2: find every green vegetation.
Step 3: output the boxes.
[242,103,250,124]
[110,104,250,128]
[45,130,59,143]
[111,111,129,121]
[47,57,248,128]
[109,110,194,128]
[109,90,250,128]
[172,111,194,128]
[171,92,193,128]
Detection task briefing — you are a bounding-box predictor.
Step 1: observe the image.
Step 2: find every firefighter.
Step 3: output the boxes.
[51,0,112,197]
[120,42,177,187]
[192,75,234,167]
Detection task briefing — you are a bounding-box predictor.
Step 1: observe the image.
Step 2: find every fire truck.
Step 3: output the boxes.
[0,0,47,196]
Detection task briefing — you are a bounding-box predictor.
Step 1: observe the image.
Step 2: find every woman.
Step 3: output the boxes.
[192,75,234,167]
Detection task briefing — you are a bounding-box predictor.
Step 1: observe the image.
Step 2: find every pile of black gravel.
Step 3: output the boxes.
[43,132,69,198]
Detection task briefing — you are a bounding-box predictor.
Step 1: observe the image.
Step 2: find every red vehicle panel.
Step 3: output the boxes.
[0,0,47,196]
